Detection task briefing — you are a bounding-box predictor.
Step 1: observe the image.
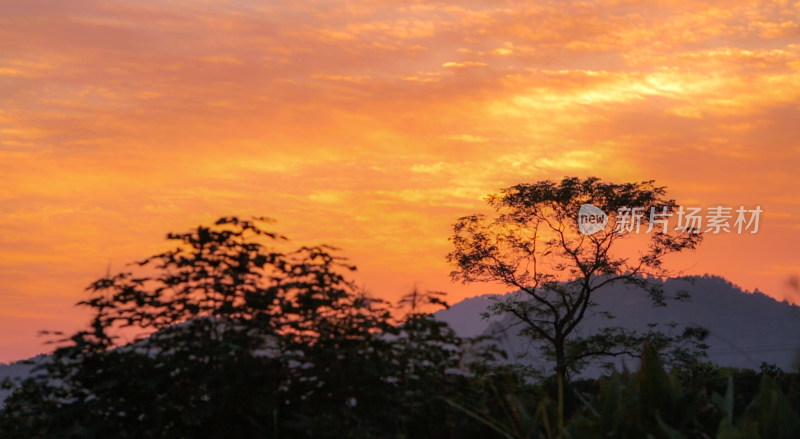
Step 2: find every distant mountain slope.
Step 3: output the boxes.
[0,355,46,406]
[435,293,501,338]
[3,275,798,407]
[437,275,800,374]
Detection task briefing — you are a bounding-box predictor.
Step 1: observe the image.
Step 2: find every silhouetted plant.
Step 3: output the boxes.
[448,176,708,429]
[3,215,794,439]
[448,345,800,439]
[0,217,507,439]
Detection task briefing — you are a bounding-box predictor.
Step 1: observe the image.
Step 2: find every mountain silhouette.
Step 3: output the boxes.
[4,275,799,407]
[436,275,800,375]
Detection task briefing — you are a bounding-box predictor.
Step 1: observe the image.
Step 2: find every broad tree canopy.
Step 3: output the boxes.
[448,176,706,381]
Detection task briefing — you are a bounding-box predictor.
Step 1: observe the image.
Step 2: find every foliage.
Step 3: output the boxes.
[0,217,506,438]
[452,346,800,439]
[448,176,707,425]
[1,213,797,439]
[570,347,800,439]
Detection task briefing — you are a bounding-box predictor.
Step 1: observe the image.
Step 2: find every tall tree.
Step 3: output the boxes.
[0,217,500,439]
[447,176,706,428]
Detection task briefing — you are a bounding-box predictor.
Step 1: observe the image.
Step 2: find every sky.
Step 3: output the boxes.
[0,0,798,362]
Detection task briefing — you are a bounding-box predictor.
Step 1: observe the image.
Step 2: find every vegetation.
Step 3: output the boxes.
[0,178,796,438]
[455,347,800,439]
[0,217,505,438]
[448,177,707,426]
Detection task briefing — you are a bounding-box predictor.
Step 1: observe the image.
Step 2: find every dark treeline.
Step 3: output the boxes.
[1,178,796,438]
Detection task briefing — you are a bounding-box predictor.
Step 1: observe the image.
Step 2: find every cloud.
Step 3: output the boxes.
[0,0,798,360]
[442,61,488,68]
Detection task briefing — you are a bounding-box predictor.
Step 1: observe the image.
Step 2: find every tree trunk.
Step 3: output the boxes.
[555,340,566,432]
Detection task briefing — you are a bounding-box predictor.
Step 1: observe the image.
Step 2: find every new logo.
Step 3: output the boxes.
[577,204,607,235]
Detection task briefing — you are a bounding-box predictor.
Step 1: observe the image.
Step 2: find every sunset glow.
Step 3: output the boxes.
[1,0,798,362]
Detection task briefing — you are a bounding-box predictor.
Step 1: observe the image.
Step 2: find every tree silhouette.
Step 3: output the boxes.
[447,176,706,429]
[0,217,502,438]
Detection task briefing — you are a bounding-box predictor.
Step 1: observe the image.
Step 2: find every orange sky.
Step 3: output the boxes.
[1,0,799,362]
